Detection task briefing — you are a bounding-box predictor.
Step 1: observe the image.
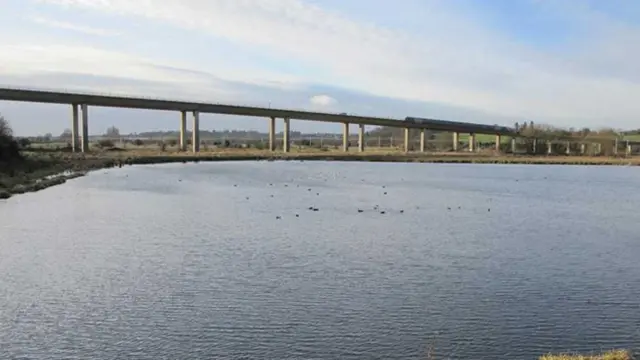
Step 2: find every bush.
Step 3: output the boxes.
[97,139,115,148]
[132,139,144,146]
[0,116,22,163]
[166,139,177,147]
[17,138,31,149]
[0,136,21,162]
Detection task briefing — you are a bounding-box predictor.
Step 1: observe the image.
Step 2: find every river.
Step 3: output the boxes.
[1,161,639,359]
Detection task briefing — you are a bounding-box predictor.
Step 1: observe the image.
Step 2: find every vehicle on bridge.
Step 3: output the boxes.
[404,116,515,134]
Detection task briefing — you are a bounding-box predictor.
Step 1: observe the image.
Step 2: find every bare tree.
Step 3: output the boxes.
[105,126,120,138]
[60,128,72,139]
[0,115,12,138]
[0,114,21,161]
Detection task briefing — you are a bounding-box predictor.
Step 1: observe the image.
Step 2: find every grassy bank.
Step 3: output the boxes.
[0,152,114,199]
[540,349,633,360]
[2,147,639,200]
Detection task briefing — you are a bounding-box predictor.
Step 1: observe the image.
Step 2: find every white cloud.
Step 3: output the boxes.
[11,0,640,127]
[309,94,337,107]
[28,15,121,36]
[0,43,310,105]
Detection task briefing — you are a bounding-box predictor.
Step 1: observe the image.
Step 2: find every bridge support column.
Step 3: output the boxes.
[547,141,552,155]
[80,104,89,153]
[403,128,410,153]
[452,132,459,151]
[566,141,571,155]
[419,129,426,152]
[626,142,631,156]
[358,124,365,152]
[268,117,276,151]
[283,117,290,153]
[468,133,475,152]
[342,122,349,152]
[179,111,187,151]
[511,137,516,154]
[581,143,586,155]
[192,111,200,152]
[495,134,501,152]
[71,104,80,152]
[614,138,619,156]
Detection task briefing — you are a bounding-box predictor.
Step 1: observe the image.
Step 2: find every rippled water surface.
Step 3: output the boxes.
[1,161,639,359]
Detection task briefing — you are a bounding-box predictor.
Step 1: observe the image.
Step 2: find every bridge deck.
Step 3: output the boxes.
[0,88,516,135]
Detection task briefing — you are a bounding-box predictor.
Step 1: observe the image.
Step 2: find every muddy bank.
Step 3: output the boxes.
[0,172,86,199]
[0,155,114,200]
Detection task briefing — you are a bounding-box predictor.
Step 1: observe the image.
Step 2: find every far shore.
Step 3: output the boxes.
[1,148,639,200]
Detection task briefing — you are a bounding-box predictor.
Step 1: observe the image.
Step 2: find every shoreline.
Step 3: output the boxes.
[1,150,638,200]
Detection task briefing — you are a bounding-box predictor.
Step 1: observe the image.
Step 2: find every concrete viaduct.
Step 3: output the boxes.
[0,87,520,154]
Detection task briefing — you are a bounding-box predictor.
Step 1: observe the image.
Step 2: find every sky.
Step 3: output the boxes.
[1,0,640,136]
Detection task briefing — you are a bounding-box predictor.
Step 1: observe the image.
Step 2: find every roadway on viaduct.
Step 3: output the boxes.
[0,88,516,136]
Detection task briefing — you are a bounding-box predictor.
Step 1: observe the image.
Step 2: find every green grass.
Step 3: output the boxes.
[539,350,633,360]
[623,134,640,142]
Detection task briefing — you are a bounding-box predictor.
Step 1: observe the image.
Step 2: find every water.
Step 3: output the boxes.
[1,161,639,359]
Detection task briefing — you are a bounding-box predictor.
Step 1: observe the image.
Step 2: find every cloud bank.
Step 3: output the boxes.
[1,0,640,134]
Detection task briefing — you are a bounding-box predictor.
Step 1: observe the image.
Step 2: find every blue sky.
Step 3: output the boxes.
[1,0,640,136]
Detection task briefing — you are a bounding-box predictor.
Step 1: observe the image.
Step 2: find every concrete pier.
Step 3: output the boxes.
[468,133,475,152]
[453,132,459,151]
[179,110,187,151]
[342,122,349,152]
[268,116,276,151]
[71,104,80,152]
[627,142,632,155]
[533,138,537,153]
[614,139,619,155]
[495,134,501,152]
[566,141,571,155]
[192,111,200,152]
[358,124,365,152]
[283,117,290,153]
[404,128,410,153]
[547,141,552,155]
[511,138,516,153]
[420,129,426,153]
[80,104,89,153]
[581,143,586,155]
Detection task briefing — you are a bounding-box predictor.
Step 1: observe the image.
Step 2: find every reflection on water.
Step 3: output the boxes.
[1,162,639,359]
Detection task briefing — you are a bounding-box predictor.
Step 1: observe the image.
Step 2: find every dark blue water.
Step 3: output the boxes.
[1,161,639,359]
